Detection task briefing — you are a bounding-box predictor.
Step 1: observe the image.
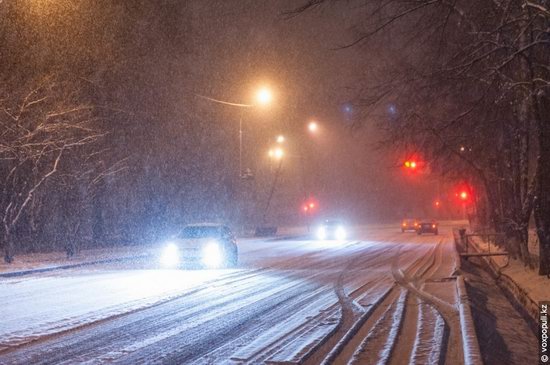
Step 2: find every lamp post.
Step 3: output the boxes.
[194,87,273,234]
[194,87,273,178]
[263,146,284,223]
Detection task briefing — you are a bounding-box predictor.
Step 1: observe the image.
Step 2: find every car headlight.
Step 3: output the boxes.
[316,226,327,240]
[202,241,223,268]
[160,243,180,267]
[335,226,347,240]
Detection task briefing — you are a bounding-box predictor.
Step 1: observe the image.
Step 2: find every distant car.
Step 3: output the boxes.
[315,220,348,240]
[416,220,438,235]
[401,218,418,232]
[159,223,238,268]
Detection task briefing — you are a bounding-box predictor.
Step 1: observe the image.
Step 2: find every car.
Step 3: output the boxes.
[159,223,238,268]
[315,219,348,240]
[401,218,418,232]
[416,220,438,235]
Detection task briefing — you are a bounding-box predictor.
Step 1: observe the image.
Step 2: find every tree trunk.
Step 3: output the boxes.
[2,228,14,264]
[534,94,550,276]
[535,166,550,276]
[517,226,532,267]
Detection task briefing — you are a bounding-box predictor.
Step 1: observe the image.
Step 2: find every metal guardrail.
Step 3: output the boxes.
[457,229,510,269]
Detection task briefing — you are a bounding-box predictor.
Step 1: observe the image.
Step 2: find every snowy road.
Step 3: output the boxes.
[0,224,467,365]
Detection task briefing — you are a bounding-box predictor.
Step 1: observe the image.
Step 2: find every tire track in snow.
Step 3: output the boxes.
[408,297,447,365]
[314,239,438,365]
[348,289,408,365]
[391,236,464,365]
[0,272,319,364]
[208,244,399,364]
[0,268,272,355]
[301,246,401,365]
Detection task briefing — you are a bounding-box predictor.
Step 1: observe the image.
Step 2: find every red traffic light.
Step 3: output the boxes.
[454,186,472,203]
[302,198,318,214]
[403,160,418,169]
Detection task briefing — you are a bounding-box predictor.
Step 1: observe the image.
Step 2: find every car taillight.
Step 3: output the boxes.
[432,224,436,228]
[402,223,406,226]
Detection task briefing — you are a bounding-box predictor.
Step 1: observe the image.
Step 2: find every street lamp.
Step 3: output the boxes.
[268,147,284,161]
[256,87,273,106]
[308,121,319,133]
[236,87,273,179]
[276,135,285,144]
[194,87,273,179]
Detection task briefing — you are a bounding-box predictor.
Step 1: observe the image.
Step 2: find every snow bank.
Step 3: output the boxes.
[457,275,483,365]
[467,234,544,322]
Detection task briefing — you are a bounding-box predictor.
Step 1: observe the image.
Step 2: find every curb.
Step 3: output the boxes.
[452,233,462,275]
[456,275,483,365]
[267,234,308,241]
[0,254,151,278]
[452,228,483,365]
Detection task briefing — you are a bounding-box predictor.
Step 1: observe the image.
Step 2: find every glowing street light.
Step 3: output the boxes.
[256,87,273,106]
[276,135,285,143]
[274,147,284,160]
[308,121,319,133]
[268,147,284,160]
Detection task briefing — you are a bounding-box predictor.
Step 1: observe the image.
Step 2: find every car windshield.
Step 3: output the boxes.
[179,226,221,239]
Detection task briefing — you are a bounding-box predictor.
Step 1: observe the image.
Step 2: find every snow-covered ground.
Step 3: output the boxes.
[0,224,469,364]
[466,234,549,321]
[0,244,155,275]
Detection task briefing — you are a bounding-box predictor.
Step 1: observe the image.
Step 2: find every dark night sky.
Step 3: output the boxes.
[186,0,437,222]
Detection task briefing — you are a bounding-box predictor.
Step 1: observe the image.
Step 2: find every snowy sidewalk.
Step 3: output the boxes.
[0,233,295,278]
[0,245,156,278]
[462,233,549,321]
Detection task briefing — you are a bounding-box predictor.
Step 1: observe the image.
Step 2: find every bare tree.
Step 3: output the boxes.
[0,77,105,262]
[294,0,550,272]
